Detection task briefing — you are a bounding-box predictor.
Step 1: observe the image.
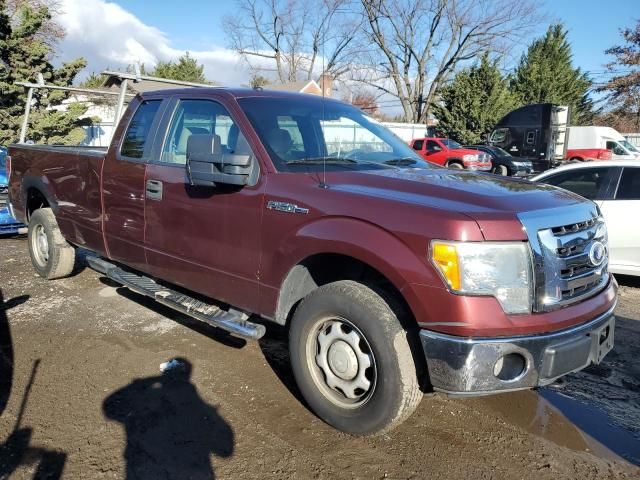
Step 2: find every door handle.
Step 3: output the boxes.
[146,179,163,201]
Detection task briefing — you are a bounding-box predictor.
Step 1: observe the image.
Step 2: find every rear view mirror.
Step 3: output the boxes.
[186,134,254,187]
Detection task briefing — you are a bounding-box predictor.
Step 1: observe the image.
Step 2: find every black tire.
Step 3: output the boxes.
[27,208,75,280]
[447,161,464,169]
[493,164,509,176]
[569,157,583,163]
[289,280,422,435]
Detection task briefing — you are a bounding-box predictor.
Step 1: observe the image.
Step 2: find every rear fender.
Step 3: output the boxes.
[19,175,58,223]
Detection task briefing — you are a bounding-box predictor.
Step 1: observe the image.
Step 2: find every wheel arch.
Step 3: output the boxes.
[270,217,440,327]
[21,176,58,220]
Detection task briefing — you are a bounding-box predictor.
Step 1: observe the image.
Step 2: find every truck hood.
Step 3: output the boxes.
[329,167,588,241]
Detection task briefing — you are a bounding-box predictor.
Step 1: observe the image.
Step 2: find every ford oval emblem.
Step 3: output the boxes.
[589,241,606,267]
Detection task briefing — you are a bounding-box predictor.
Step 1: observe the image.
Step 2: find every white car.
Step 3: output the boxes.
[532,160,640,276]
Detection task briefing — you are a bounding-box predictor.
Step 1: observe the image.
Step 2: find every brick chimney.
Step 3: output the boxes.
[318,73,333,98]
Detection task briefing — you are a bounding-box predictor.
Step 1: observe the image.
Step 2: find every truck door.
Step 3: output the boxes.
[425,139,445,165]
[143,96,264,313]
[102,97,165,272]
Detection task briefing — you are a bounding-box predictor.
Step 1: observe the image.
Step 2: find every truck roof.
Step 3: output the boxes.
[139,87,346,104]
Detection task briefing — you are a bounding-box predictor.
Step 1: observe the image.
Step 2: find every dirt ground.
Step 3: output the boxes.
[1,235,639,480]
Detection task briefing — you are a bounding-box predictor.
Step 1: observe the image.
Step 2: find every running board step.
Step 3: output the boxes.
[86,256,265,340]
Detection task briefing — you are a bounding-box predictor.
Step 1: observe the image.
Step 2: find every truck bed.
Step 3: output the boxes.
[8,143,107,254]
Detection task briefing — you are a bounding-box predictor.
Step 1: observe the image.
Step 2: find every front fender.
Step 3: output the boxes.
[261,216,443,322]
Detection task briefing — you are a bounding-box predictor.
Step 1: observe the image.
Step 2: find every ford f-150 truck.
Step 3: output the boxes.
[7,88,617,435]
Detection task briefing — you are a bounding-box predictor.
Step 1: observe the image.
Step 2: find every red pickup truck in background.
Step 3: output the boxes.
[410,137,492,171]
[7,89,617,435]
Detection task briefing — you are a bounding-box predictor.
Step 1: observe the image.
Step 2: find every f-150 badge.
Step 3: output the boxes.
[267,201,309,215]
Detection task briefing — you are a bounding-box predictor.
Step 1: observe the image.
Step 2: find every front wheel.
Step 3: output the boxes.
[289,280,422,435]
[492,164,509,176]
[447,162,464,169]
[28,208,75,279]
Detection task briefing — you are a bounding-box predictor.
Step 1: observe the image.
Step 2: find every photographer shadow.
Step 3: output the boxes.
[103,358,234,479]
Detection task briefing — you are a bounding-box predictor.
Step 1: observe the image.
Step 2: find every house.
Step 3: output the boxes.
[264,74,333,97]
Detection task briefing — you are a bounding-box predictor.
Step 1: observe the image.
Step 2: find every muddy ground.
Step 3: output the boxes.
[0,235,639,479]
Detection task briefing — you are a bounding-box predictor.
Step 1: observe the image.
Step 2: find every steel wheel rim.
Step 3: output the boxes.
[31,224,49,267]
[306,317,377,409]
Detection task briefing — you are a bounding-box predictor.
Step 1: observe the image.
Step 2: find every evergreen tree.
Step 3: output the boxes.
[510,24,594,124]
[0,1,91,145]
[433,54,517,144]
[151,53,208,83]
[79,72,105,89]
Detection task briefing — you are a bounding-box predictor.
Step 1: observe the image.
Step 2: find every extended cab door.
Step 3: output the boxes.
[143,96,264,313]
[102,97,166,272]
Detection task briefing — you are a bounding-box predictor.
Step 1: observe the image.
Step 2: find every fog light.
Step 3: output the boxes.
[494,353,526,381]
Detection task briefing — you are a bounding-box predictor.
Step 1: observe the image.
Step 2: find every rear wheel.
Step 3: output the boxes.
[28,208,75,280]
[289,280,422,435]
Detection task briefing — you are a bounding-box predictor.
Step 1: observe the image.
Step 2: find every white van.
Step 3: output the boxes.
[566,126,640,161]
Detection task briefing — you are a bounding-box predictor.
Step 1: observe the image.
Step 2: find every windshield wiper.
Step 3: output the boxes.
[285,157,358,165]
[285,157,397,169]
[384,158,417,166]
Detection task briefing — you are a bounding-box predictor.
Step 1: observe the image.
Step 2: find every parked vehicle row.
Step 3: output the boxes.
[7,88,617,434]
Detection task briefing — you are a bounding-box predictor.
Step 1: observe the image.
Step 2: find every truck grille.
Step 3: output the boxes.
[0,186,7,207]
[519,204,609,312]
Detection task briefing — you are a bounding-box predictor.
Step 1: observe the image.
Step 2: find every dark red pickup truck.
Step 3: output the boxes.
[7,88,617,435]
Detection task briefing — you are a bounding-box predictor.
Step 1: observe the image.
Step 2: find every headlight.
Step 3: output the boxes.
[462,154,477,162]
[430,241,533,314]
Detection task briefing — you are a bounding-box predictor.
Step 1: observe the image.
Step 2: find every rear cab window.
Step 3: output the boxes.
[616,167,640,200]
[120,100,162,160]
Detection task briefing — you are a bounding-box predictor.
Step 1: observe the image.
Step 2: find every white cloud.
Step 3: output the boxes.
[56,0,252,85]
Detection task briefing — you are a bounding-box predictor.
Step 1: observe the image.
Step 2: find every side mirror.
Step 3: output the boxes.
[186,134,254,186]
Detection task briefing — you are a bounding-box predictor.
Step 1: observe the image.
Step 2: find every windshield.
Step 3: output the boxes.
[441,139,462,149]
[620,140,639,153]
[0,147,6,170]
[491,146,511,157]
[237,97,432,171]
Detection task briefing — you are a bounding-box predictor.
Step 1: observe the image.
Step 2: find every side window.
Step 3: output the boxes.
[606,141,626,156]
[412,140,424,151]
[542,167,611,200]
[490,128,508,143]
[616,168,640,200]
[161,99,250,165]
[120,100,162,159]
[426,140,441,152]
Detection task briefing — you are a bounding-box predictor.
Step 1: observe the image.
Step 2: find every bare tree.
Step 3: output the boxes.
[223,0,360,83]
[354,0,540,123]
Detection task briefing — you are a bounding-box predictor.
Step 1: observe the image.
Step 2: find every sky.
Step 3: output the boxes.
[52,0,637,93]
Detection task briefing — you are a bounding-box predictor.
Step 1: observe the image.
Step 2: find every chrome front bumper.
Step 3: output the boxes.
[419,305,615,396]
